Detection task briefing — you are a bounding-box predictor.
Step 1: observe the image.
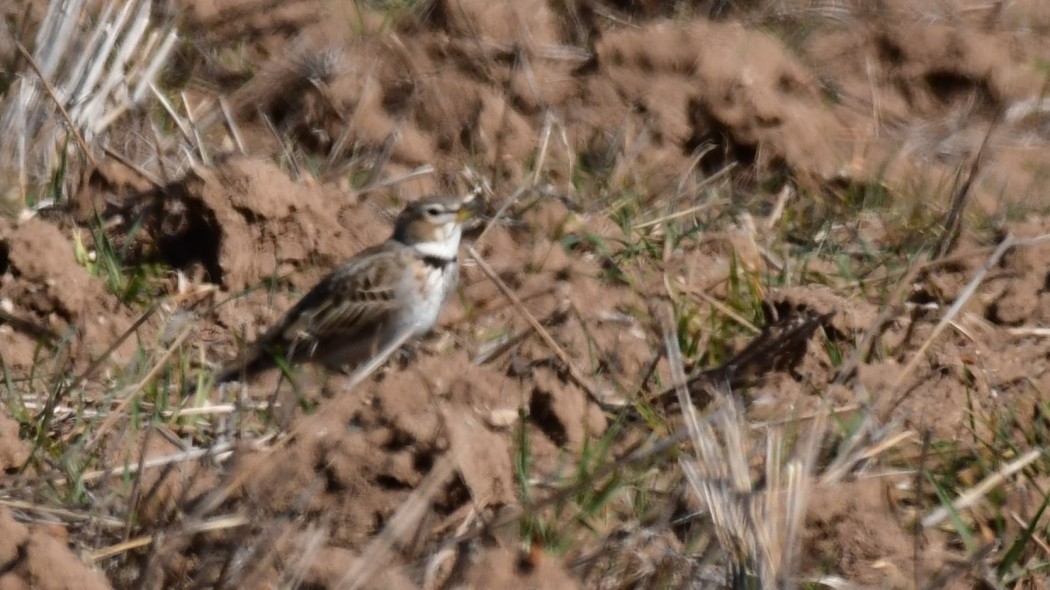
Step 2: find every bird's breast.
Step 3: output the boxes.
[404,259,457,335]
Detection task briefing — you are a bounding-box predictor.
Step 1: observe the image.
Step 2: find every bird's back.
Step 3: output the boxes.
[215,240,420,382]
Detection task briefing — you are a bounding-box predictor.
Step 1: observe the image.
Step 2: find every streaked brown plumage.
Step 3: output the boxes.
[213,195,474,384]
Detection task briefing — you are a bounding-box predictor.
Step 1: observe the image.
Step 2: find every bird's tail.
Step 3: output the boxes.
[212,348,273,385]
[180,348,272,398]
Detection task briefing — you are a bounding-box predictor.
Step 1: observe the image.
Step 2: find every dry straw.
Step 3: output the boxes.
[0,0,176,204]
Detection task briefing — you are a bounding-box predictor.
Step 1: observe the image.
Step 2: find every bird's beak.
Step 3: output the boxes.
[456,198,479,222]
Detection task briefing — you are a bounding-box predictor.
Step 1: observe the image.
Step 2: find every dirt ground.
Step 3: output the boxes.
[5,0,1050,588]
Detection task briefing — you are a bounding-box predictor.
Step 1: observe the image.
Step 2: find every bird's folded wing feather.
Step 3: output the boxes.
[264,244,408,355]
[211,243,410,383]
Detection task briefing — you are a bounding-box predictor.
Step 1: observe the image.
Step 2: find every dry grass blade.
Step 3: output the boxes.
[149,82,192,142]
[891,232,1050,395]
[633,197,722,230]
[433,427,692,555]
[934,113,1000,259]
[280,524,331,589]
[834,256,925,386]
[12,39,96,166]
[191,326,411,519]
[260,110,298,178]
[466,245,612,407]
[51,440,234,487]
[219,95,247,154]
[83,326,192,453]
[685,286,760,334]
[819,411,877,485]
[921,448,1042,529]
[1008,511,1050,559]
[474,185,528,248]
[856,430,917,462]
[337,455,457,590]
[356,164,435,194]
[68,303,159,392]
[181,91,209,165]
[664,301,823,588]
[661,305,703,445]
[87,513,250,562]
[101,144,162,188]
[0,499,124,528]
[781,409,825,586]
[531,111,554,186]
[0,0,176,193]
[663,304,757,583]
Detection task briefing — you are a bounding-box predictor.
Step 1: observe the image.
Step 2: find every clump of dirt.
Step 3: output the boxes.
[592,21,846,182]
[0,407,29,473]
[0,216,135,373]
[0,506,111,590]
[143,353,523,585]
[460,545,580,589]
[804,480,923,587]
[980,219,1050,328]
[92,157,386,294]
[166,0,1050,221]
[459,200,658,411]
[181,0,858,196]
[859,218,1050,442]
[802,4,1050,214]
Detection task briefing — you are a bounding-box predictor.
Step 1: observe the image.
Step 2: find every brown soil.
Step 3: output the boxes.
[4,0,1050,588]
[0,506,110,590]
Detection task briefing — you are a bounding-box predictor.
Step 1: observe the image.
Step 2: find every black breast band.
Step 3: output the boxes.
[422,255,457,270]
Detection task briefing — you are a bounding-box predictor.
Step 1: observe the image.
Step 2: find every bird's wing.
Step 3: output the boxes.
[262,242,410,357]
[212,242,412,384]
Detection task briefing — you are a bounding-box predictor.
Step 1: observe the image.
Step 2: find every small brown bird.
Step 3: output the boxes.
[212,194,475,385]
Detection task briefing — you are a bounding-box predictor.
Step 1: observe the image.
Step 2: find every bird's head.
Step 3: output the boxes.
[392,194,477,259]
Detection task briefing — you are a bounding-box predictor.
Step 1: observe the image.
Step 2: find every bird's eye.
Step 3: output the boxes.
[425,206,442,217]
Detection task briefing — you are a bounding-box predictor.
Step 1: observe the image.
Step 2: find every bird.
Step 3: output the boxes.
[210,194,476,386]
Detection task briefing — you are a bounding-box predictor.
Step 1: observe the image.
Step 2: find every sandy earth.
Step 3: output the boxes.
[4,0,1050,588]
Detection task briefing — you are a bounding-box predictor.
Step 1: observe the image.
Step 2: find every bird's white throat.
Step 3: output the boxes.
[410,224,461,260]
